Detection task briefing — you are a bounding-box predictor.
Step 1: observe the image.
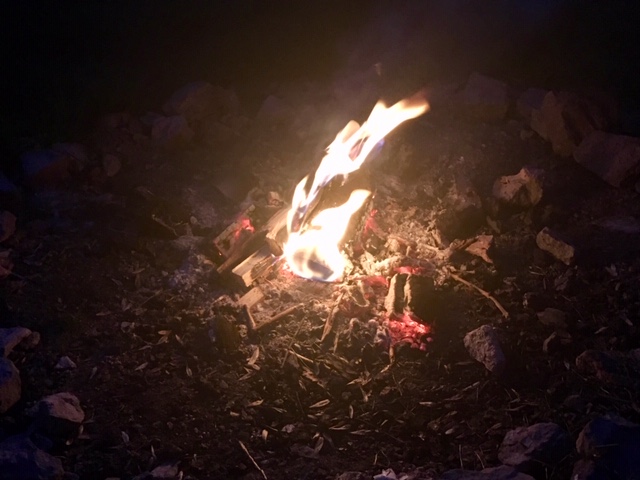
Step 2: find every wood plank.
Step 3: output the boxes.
[238,287,264,309]
[231,244,278,287]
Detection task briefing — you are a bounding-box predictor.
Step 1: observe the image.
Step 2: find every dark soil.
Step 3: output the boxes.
[3,96,640,479]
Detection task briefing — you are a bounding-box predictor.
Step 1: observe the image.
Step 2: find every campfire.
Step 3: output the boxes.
[212,93,435,352]
[283,94,429,282]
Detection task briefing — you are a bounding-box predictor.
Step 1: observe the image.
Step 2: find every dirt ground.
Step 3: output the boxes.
[2,82,640,480]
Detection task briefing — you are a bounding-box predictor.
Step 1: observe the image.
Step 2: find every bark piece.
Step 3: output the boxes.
[536,227,575,265]
[492,167,544,208]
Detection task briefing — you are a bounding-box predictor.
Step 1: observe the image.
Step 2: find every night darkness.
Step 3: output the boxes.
[2,1,639,168]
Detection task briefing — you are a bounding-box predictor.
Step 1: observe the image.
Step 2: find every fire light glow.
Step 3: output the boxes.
[284,94,429,282]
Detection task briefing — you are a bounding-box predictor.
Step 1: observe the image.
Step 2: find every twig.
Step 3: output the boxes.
[449,272,509,318]
[280,322,303,368]
[238,440,267,480]
[321,292,344,342]
[254,303,303,332]
[241,305,257,332]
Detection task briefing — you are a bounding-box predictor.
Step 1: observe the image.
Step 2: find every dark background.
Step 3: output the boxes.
[1,0,639,173]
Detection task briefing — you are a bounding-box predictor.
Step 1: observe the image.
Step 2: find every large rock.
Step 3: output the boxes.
[573,131,640,187]
[21,149,79,190]
[570,459,609,480]
[498,422,572,471]
[461,72,510,121]
[464,325,506,375]
[163,81,239,124]
[0,435,64,480]
[492,166,544,208]
[530,91,616,157]
[575,349,640,389]
[150,115,194,147]
[575,416,640,479]
[0,327,38,357]
[516,88,547,122]
[0,357,21,413]
[32,392,85,445]
[440,466,534,480]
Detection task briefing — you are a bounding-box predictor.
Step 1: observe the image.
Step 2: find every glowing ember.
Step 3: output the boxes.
[234,217,255,241]
[284,94,429,281]
[386,312,432,350]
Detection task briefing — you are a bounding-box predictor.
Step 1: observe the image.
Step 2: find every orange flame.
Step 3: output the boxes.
[284,94,429,281]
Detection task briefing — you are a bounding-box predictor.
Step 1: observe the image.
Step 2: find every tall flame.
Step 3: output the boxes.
[284,94,429,282]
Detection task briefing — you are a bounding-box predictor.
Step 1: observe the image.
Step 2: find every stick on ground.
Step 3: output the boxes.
[450,272,509,318]
[238,440,268,480]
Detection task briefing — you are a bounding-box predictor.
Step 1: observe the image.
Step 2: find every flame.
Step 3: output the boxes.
[283,94,429,281]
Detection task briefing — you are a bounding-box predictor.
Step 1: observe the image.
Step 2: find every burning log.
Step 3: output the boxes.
[216,206,289,279]
[213,204,255,258]
[263,207,289,256]
[231,245,281,288]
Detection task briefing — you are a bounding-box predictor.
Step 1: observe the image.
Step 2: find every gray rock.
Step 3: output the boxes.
[21,149,77,190]
[536,308,568,329]
[575,349,640,389]
[32,392,85,445]
[163,81,239,123]
[536,227,575,265]
[492,166,544,208]
[0,327,38,357]
[573,131,640,187]
[498,422,572,471]
[150,115,194,147]
[149,461,180,479]
[530,91,615,157]
[570,459,609,480]
[0,357,21,413]
[576,416,640,479]
[440,465,534,480]
[464,325,506,375]
[102,154,121,177]
[0,435,64,480]
[335,473,369,480]
[516,88,548,122]
[54,356,77,370]
[461,72,510,121]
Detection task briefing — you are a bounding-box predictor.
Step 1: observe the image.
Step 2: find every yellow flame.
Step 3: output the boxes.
[284,94,429,282]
